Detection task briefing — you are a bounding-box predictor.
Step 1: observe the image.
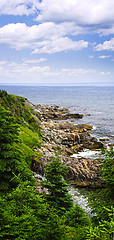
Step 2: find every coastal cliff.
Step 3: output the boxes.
[0,90,105,187]
[25,99,105,187]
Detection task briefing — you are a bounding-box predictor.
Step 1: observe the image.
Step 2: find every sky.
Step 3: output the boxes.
[0,0,114,86]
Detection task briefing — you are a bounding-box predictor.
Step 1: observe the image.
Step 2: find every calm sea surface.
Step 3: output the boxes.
[1,85,114,142]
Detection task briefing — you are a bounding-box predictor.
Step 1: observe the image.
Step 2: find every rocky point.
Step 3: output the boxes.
[25,100,105,188]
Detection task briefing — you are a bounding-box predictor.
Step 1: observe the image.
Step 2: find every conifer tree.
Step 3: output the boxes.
[0,104,35,194]
[41,157,73,214]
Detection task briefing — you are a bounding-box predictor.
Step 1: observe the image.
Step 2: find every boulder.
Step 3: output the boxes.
[65,158,104,187]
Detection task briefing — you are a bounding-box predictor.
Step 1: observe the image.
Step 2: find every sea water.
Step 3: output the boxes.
[1,85,114,142]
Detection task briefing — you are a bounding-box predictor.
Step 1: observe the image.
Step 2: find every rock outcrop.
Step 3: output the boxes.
[26,100,105,187]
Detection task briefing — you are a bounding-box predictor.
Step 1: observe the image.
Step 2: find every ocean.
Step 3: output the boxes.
[0,85,114,144]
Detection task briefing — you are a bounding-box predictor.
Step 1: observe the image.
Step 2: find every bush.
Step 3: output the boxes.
[64,204,90,228]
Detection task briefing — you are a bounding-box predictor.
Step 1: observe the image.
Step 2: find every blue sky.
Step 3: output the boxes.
[0,0,114,85]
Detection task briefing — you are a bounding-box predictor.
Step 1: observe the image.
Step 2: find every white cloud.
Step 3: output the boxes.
[0,0,114,29]
[0,60,95,78]
[0,0,39,16]
[35,0,114,36]
[0,1,114,36]
[0,59,112,84]
[23,58,47,64]
[0,61,51,77]
[95,38,114,51]
[61,68,95,76]
[0,60,7,65]
[100,71,111,75]
[0,22,88,53]
[32,38,88,54]
[36,0,114,24]
[99,55,111,59]
[97,25,114,36]
[89,56,94,59]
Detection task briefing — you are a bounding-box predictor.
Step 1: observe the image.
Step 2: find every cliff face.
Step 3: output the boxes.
[0,90,105,187]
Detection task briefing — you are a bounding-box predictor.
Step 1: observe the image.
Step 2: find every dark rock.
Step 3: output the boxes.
[60,113,83,120]
[31,160,44,175]
[100,138,109,142]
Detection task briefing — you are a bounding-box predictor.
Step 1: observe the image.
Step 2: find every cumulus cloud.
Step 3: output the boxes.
[0,1,114,36]
[36,0,114,24]
[34,0,114,36]
[97,25,114,36]
[95,38,114,51]
[32,38,88,54]
[0,22,88,53]
[0,0,39,16]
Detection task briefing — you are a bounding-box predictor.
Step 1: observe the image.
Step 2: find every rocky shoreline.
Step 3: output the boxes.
[26,100,105,188]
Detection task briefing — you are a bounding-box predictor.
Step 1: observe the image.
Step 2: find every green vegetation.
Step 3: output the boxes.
[0,90,113,239]
[41,157,73,214]
[0,90,41,133]
[0,104,36,194]
[87,148,114,239]
[0,90,41,170]
[0,182,65,240]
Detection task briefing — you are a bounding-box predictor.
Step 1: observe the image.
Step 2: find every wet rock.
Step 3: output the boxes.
[60,113,83,120]
[100,138,109,142]
[108,143,114,147]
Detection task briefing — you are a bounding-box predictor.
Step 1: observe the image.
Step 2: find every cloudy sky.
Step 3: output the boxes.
[0,0,114,85]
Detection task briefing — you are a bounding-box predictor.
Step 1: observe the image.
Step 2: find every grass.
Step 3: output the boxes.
[0,90,42,168]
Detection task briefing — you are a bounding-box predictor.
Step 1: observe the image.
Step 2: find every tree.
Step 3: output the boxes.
[64,204,90,228]
[87,148,114,240]
[101,147,114,200]
[0,104,35,194]
[0,104,66,240]
[0,181,65,240]
[41,157,73,214]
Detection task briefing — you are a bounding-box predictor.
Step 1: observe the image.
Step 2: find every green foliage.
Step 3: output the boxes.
[87,148,114,240]
[0,89,8,97]
[62,226,88,240]
[86,210,114,240]
[19,126,40,148]
[17,126,41,167]
[64,204,90,228]
[88,148,114,222]
[0,90,113,239]
[61,205,90,240]
[100,147,114,199]
[0,90,41,134]
[41,157,73,214]
[87,208,114,239]
[0,104,35,194]
[0,182,65,240]
[0,90,41,175]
